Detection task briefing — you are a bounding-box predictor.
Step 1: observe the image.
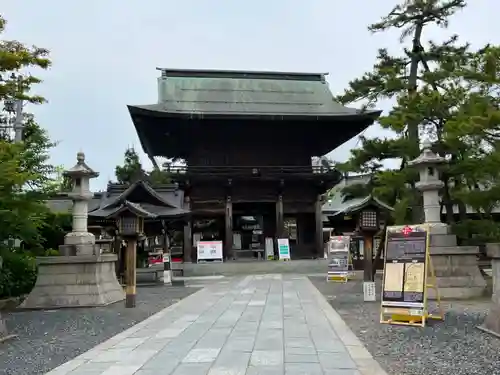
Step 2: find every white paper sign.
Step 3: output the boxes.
[363,281,376,302]
[197,241,223,262]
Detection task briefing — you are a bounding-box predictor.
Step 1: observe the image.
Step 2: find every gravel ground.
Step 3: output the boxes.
[0,285,200,375]
[310,276,500,375]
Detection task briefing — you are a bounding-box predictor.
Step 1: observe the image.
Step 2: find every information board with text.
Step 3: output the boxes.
[277,238,291,260]
[381,225,430,323]
[327,236,352,282]
[197,241,223,262]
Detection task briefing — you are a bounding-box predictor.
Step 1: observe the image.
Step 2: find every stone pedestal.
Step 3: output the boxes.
[428,228,486,300]
[20,253,125,309]
[478,243,500,336]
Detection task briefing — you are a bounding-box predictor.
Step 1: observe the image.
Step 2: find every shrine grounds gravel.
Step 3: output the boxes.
[309,275,500,375]
[0,285,200,375]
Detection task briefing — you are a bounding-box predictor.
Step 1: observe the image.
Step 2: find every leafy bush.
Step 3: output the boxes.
[452,219,500,246]
[0,250,37,299]
[44,248,60,256]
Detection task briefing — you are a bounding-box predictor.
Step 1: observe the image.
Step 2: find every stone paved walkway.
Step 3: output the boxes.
[45,275,387,375]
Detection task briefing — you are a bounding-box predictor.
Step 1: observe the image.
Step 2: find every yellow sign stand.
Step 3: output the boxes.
[380,224,444,327]
[327,251,354,283]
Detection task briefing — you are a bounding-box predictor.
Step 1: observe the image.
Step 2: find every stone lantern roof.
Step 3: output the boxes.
[63,152,99,178]
[408,139,446,167]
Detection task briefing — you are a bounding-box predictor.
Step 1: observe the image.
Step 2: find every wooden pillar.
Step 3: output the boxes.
[225,196,233,260]
[183,224,192,262]
[315,194,323,258]
[183,196,192,263]
[125,238,137,308]
[276,195,284,238]
[363,234,374,282]
[113,231,123,282]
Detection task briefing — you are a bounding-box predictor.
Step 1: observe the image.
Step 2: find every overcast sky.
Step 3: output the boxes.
[2,0,496,190]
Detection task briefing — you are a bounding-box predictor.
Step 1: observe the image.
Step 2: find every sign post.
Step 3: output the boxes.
[380,224,444,327]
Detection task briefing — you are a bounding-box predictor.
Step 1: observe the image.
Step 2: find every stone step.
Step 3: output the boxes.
[430,234,457,247]
[430,245,479,255]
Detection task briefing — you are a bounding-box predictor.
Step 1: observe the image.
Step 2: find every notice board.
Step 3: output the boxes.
[381,225,430,319]
[326,236,352,282]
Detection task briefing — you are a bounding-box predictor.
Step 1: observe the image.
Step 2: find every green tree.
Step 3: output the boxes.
[335,0,468,277]
[0,141,49,245]
[441,46,500,244]
[149,167,172,184]
[0,16,50,103]
[114,148,173,185]
[0,14,51,337]
[20,114,58,191]
[115,148,145,184]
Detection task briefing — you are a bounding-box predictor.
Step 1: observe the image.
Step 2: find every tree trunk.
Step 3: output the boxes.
[442,177,455,224]
[371,157,407,278]
[371,224,387,279]
[408,22,424,224]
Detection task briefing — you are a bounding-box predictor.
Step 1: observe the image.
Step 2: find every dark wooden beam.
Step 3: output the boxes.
[225,196,233,260]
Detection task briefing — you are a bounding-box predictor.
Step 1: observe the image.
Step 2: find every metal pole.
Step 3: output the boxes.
[13,99,24,143]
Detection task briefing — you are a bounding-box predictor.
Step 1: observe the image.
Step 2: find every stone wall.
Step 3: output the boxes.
[428,233,486,299]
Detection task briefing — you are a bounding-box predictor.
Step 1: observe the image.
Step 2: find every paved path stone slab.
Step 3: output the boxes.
[43,275,387,375]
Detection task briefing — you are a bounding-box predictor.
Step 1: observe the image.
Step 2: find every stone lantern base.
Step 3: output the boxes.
[478,243,500,337]
[20,254,124,309]
[427,226,486,300]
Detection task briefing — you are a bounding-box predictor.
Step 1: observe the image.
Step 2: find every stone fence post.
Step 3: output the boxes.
[478,243,500,336]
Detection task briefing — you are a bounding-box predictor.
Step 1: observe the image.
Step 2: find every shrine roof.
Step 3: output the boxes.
[89,181,189,219]
[89,200,187,219]
[47,181,189,220]
[128,68,381,120]
[322,175,393,216]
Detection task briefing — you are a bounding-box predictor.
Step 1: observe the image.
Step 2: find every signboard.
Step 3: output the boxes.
[327,236,352,282]
[363,281,376,302]
[380,224,442,327]
[197,241,223,262]
[265,237,274,260]
[277,238,291,260]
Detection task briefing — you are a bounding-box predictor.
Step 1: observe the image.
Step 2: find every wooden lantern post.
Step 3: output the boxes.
[358,210,380,282]
[116,213,145,308]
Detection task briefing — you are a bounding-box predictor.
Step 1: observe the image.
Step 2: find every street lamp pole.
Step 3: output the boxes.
[13,99,24,143]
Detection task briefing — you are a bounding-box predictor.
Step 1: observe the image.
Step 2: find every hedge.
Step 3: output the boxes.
[0,250,37,299]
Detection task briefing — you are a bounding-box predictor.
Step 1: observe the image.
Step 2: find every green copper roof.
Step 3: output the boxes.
[129,69,380,118]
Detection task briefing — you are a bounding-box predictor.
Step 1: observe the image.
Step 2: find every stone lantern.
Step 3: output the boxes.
[20,152,125,309]
[407,139,486,299]
[62,151,99,253]
[408,139,447,233]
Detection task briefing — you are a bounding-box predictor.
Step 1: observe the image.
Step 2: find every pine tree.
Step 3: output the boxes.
[335,0,468,277]
[115,148,146,184]
[442,46,500,244]
[114,148,173,185]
